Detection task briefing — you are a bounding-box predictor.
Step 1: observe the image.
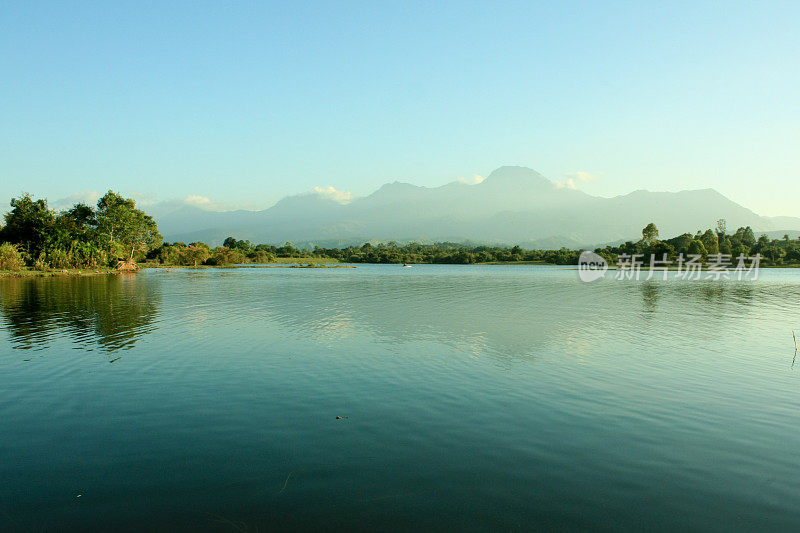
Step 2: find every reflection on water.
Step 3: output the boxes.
[1,267,798,362]
[3,266,800,531]
[247,269,791,362]
[0,274,160,352]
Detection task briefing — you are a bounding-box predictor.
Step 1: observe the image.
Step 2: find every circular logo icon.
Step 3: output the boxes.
[578,251,608,282]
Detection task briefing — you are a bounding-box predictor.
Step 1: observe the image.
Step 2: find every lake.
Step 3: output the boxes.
[2,265,800,531]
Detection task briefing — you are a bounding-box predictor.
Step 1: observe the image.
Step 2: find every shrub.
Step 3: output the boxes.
[42,247,71,269]
[206,247,245,266]
[0,242,25,271]
[248,250,275,264]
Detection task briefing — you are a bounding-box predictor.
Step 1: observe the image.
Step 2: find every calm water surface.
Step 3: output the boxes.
[2,265,800,531]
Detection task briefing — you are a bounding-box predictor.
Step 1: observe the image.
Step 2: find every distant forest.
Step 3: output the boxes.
[2,192,800,272]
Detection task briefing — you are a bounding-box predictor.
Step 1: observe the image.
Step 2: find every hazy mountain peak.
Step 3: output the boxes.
[482,166,553,189]
[377,180,419,190]
[365,181,423,200]
[156,165,800,247]
[270,191,345,212]
[307,185,352,204]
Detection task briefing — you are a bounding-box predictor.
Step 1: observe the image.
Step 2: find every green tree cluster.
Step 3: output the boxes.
[0,242,25,271]
[595,220,792,265]
[310,242,582,265]
[0,191,161,270]
[7,194,800,272]
[151,227,800,267]
[146,237,277,266]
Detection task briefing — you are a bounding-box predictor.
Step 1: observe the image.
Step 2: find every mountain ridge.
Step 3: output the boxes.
[150,166,800,247]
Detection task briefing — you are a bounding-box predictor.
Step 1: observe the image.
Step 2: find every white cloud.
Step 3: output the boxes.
[49,191,258,214]
[457,174,485,185]
[555,171,599,190]
[52,191,101,210]
[128,191,158,206]
[571,171,598,183]
[181,195,242,211]
[183,195,213,207]
[309,186,352,204]
[172,195,261,212]
[555,178,578,190]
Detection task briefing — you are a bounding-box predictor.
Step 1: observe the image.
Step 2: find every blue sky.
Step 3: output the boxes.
[2,1,798,215]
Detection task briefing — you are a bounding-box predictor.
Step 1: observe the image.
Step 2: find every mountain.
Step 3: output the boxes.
[151,166,800,248]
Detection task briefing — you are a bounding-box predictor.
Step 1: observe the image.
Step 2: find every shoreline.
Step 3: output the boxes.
[0,263,356,278]
[140,263,355,270]
[0,268,117,279]
[3,263,797,278]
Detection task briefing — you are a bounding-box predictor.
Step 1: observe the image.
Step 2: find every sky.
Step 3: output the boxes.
[2,1,799,216]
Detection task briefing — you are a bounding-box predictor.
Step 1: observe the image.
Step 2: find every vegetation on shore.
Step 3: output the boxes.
[141,262,352,270]
[595,220,799,266]
[0,192,159,274]
[3,192,800,277]
[259,221,798,266]
[145,224,800,267]
[0,268,117,278]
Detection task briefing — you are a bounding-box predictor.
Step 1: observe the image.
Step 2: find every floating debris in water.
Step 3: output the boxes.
[278,472,293,494]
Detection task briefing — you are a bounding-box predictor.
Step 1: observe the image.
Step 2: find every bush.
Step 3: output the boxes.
[205,247,246,266]
[248,250,275,264]
[0,242,25,271]
[42,247,71,269]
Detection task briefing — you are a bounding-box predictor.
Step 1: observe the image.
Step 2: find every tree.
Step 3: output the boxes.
[719,236,732,255]
[649,240,675,258]
[277,242,300,257]
[687,239,707,256]
[741,226,756,247]
[0,242,25,271]
[95,191,161,262]
[700,229,719,255]
[665,233,693,255]
[49,203,108,269]
[732,243,750,259]
[642,222,659,244]
[754,234,769,253]
[731,226,756,247]
[65,203,97,228]
[182,244,211,267]
[715,219,727,238]
[207,246,245,266]
[785,245,800,263]
[248,249,274,264]
[1,193,55,261]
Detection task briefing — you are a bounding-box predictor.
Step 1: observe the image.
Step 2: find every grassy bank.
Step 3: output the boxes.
[0,267,117,278]
[474,260,552,265]
[267,257,340,263]
[139,262,352,270]
[4,260,797,278]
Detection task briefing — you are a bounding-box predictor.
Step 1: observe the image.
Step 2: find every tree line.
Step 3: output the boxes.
[149,238,585,266]
[0,192,159,271]
[157,221,800,267]
[3,192,800,271]
[595,220,800,265]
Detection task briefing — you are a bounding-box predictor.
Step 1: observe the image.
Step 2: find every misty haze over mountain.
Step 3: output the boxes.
[151,166,800,248]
